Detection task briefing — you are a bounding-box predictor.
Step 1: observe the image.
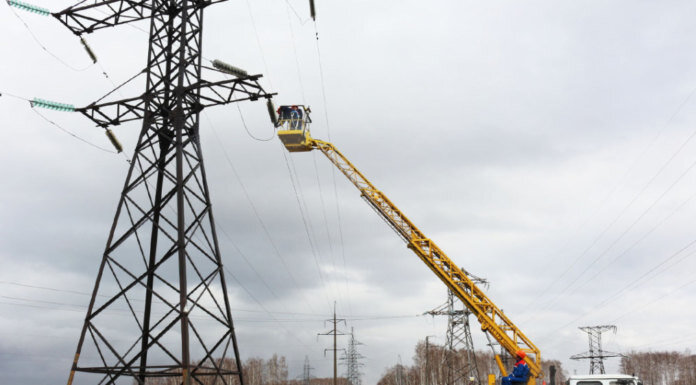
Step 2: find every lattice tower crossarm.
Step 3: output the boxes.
[340,328,365,385]
[570,325,623,375]
[53,1,273,385]
[286,137,542,384]
[425,290,483,385]
[302,356,314,385]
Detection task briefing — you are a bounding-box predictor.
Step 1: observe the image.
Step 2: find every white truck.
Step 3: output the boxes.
[565,374,643,385]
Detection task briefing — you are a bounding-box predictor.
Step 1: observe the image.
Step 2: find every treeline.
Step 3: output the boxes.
[377,341,565,385]
[620,350,696,385]
[143,355,347,385]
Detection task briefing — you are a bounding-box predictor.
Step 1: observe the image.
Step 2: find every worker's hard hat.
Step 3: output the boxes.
[516,350,526,359]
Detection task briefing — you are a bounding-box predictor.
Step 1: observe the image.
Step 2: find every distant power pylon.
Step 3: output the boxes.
[570,325,623,374]
[425,271,488,385]
[51,1,273,385]
[340,327,365,385]
[319,303,347,385]
[302,356,314,385]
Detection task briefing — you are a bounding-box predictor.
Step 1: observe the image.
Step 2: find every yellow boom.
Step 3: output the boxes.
[277,127,541,384]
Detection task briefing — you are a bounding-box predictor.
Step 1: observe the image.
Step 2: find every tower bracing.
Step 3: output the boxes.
[340,328,364,385]
[53,1,273,384]
[425,272,488,385]
[302,356,314,385]
[570,325,623,374]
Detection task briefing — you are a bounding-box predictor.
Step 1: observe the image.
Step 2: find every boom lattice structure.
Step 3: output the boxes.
[277,128,542,384]
[53,1,273,385]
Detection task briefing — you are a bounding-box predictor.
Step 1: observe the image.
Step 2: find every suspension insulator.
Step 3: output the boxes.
[309,0,316,20]
[266,99,278,127]
[31,98,75,112]
[104,129,123,153]
[7,0,49,15]
[80,37,98,64]
[212,60,248,78]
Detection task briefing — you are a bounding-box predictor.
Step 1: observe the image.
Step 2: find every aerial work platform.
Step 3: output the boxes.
[275,104,314,152]
[271,102,541,385]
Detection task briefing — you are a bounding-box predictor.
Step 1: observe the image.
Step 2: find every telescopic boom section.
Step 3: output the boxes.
[277,129,541,383]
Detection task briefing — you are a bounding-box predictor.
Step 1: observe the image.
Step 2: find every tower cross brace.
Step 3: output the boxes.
[52,1,274,385]
[570,325,623,374]
[425,272,488,385]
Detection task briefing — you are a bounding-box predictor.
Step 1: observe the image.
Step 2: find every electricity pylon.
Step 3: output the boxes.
[570,325,623,374]
[340,328,364,385]
[319,303,347,385]
[302,356,314,385]
[425,272,488,385]
[52,1,273,385]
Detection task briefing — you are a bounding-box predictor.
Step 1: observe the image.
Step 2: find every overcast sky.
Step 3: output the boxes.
[2,0,696,384]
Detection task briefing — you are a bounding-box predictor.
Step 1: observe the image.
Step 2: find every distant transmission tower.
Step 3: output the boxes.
[302,356,314,385]
[319,303,347,385]
[50,1,273,385]
[570,325,623,374]
[425,272,488,385]
[340,327,365,385]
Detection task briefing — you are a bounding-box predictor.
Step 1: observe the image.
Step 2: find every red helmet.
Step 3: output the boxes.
[516,350,526,359]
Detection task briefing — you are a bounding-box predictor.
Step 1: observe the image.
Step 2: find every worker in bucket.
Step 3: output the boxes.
[277,105,291,122]
[502,350,530,385]
[289,105,303,130]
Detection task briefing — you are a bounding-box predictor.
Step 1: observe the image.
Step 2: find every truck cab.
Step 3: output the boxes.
[566,374,643,385]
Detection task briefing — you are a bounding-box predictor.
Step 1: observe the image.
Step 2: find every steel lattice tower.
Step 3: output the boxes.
[302,356,314,385]
[425,272,487,385]
[51,1,273,384]
[340,328,364,385]
[570,325,623,374]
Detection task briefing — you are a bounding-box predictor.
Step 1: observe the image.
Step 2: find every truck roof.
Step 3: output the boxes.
[567,374,638,380]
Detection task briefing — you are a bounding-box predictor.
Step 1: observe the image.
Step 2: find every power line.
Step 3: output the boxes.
[280,142,335,312]
[312,151,348,313]
[530,123,696,316]
[524,81,696,309]
[1,89,118,153]
[562,180,696,298]
[204,111,320,315]
[7,4,93,72]
[236,103,275,141]
[538,235,696,342]
[308,14,352,317]
[244,0,274,90]
[610,276,696,324]
[285,0,307,104]
[0,278,419,319]
[283,0,311,25]
[31,108,116,153]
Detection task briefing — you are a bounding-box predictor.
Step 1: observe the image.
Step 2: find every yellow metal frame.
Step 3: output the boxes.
[495,354,508,377]
[279,132,542,383]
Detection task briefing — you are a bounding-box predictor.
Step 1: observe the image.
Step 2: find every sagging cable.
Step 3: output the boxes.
[31,98,75,112]
[309,0,316,21]
[212,59,248,78]
[6,0,49,16]
[104,129,123,153]
[80,37,98,64]
[267,99,278,127]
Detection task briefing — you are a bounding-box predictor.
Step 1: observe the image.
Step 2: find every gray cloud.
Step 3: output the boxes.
[3,0,696,384]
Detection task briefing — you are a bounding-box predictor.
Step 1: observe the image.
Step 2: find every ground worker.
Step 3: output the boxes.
[502,350,530,385]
